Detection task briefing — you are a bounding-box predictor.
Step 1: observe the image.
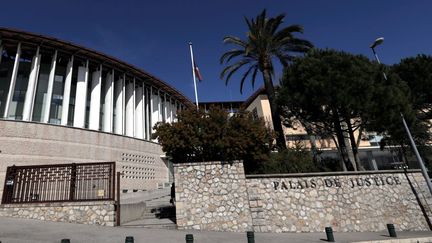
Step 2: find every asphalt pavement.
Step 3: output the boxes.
[0,217,431,243]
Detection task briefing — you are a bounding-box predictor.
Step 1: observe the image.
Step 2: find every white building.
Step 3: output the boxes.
[0,28,192,198]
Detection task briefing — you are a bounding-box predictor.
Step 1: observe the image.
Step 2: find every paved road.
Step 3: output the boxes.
[0,217,431,243]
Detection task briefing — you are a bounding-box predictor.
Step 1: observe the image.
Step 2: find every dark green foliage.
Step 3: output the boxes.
[250,144,342,174]
[153,107,273,170]
[385,55,432,169]
[393,54,432,115]
[220,9,313,150]
[258,144,319,174]
[278,49,386,170]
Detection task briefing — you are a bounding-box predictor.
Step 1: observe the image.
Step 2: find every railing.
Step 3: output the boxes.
[2,162,115,204]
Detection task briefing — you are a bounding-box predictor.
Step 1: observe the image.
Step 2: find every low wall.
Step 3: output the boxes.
[120,201,147,224]
[247,171,431,233]
[174,161,432,233]
[174,161,253,232]
[0,201,116,226]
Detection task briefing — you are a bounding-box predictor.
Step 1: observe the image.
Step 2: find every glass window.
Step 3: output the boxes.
[32,52,54,122]
[0,45,16,116]
[48,55,67,124]
[8,46,35,120]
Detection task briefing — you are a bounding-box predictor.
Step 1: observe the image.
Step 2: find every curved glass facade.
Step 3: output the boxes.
[0,28,190,140]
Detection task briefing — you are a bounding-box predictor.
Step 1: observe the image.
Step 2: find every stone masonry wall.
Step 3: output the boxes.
[174,160,432,233]
[0,201,115,226]
[247,171,432,233]
[174,161,253,232]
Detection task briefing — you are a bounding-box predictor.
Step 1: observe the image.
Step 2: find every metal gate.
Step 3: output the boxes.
[2,162,115,204]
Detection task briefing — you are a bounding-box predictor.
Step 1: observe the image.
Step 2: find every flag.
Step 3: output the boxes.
[194,62,203,82]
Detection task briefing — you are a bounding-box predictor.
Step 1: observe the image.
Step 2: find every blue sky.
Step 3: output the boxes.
[1,1,431,102]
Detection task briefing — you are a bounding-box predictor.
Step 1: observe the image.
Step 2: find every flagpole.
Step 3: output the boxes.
[189,42,199,110]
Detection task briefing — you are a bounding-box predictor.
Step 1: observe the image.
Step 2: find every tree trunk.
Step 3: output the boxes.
[304,121,321,164]
[332,108,352,171]
[345,118,364,171]
[262,68,286,150]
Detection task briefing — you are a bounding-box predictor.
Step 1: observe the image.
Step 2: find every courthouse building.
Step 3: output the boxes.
[0,28,192,198]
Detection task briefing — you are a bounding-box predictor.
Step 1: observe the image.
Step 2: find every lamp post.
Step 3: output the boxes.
[370,37,432,195]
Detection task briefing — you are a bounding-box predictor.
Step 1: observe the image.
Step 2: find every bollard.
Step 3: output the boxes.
[246,231,255,243]
[60,239,71,243]
[125,236,134,243]
[185,234,194,243]
[325,227,335,242]
[387,224,397,238]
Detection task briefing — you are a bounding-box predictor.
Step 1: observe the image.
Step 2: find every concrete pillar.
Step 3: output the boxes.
[163,93,168,123]
[73,61,89,128]
[42,50,58,123]
[60,55,74,125]
[135,83,144,139]
[122,75,126,134]
[173,100,178,122]
[103,69,114,133]
[125,80,134,137]
[151,89,159,132]
[168,96,173,123]
[145,86,150,140]
[22,46,41,121]
[89,65,102,130]
[4,43,21,118]
[143,84,147,140]
[114,75,124,135]
[158,90,162,122]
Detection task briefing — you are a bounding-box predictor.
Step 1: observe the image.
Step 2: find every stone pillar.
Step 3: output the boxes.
[174,161,253,232]
[42,50,58,123]
[60,55,74,126]
[103,69,114,133]
[22,46,41,121]
[73,61,89,128]
[4,43,21,118]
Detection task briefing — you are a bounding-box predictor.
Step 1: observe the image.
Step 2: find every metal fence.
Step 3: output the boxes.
[2,162,115,204]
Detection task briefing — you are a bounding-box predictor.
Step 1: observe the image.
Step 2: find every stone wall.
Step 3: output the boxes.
[247,171,431,233]
[0,201,115,226]
[174,161,432,233]
[174,161,253,232]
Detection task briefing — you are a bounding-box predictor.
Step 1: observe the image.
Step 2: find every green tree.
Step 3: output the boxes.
[153,106,273,172]
[220,9,313,150]
[384,55,432,168]
[393,54,432,121]
[278,49,404,171]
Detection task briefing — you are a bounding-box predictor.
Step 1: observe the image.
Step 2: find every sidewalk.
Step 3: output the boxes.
[0,217,431,243]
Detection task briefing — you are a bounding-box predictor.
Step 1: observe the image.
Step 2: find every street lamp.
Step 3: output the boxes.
[370,37,432,195]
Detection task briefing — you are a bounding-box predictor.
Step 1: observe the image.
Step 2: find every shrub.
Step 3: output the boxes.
[153,106,274,170]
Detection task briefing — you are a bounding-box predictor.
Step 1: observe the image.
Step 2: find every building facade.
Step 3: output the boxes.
[0,28,192,198]
[242,87,400,170]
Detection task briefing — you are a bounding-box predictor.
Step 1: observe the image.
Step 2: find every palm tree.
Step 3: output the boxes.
[220,10,313,150]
